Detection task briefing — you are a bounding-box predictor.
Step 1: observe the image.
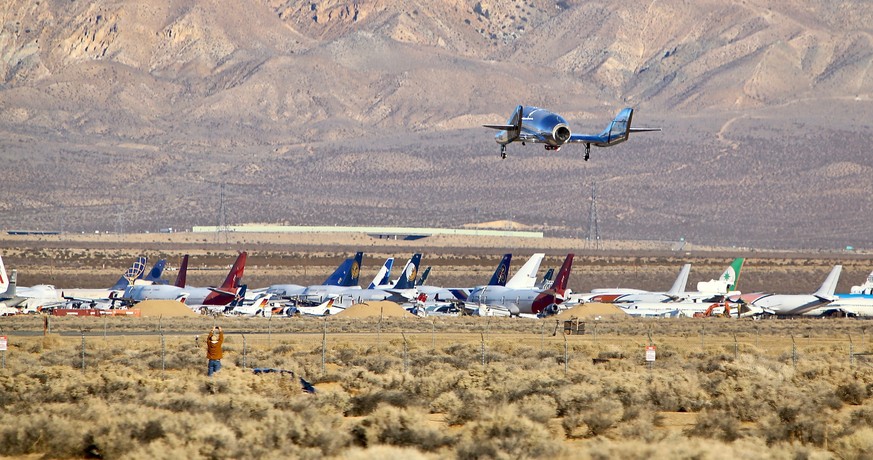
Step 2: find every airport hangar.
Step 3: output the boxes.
[192,225,543,240]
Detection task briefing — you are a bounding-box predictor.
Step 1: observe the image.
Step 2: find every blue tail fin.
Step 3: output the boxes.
[144,259,168,284]
[109,257,147,290]
[340,252,364,287]
[538,268,555,289]
[416,266,431,286]
[487,254,512,286]
[368,258,394,289]
[324,252,364,287]
[393,253,422,290]
[323,258,352,285]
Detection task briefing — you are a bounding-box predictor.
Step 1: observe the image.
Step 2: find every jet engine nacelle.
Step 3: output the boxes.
[553,124,571,144]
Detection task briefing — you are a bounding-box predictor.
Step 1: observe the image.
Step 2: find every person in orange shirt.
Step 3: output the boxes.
[206,326,224,376]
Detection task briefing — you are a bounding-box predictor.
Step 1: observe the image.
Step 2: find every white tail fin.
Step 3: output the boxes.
[666,264,691,298]
[0,255,8,294]
[505,253,545,289]
[813,265,842,301]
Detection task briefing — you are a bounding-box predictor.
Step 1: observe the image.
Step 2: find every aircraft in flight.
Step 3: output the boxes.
[483,106,660,159]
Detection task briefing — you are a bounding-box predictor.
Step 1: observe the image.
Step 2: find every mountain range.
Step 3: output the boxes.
[1,0,872,249]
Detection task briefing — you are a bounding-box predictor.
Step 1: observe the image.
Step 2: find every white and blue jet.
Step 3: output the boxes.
[484,106,660,160]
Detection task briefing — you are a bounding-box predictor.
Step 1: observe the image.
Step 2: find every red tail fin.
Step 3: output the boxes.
[551,254,574,294]
[221,252,247,290]
[174,255,189,288]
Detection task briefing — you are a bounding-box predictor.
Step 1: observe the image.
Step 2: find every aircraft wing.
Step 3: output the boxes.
[207,287,239,297]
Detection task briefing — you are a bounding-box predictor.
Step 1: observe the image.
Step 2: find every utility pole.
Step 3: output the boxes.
[586,182,600,249]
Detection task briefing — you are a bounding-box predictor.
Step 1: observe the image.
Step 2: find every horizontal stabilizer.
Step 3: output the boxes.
[483,124,516,130]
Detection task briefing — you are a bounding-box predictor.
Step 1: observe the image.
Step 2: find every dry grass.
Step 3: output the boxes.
[1,316,873,458]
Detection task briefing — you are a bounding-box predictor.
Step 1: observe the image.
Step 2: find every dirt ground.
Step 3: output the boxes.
[1,231,871,294]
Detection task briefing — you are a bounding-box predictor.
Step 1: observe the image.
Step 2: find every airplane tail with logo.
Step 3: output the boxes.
[109,257,148,290]
[814,265,842,302]
[323,258,353,285]
[538,268,555,290]
[339,252,364,287]
[174,255,189,288]
[487,254,512,286]
[144,259,168,284]
[393,254,422,290]
[368,258,394,289]
[696,258,745,295]
[724,258,745,292]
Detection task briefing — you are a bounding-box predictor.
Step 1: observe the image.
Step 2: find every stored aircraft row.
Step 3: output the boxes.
[2,252,872,319]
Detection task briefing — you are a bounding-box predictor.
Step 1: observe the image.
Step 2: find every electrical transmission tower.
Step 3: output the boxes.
[586,182,600,249]
[216,183,228,244]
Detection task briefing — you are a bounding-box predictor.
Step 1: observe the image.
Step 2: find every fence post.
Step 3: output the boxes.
[402,331,409,374]
[791,334,797,368]
[701,324,705,352]
[81,330,86,373]
[268,315,272,348]
[541,322,545,352]
[242,334,247,370]
[849,334,855,368]
[321,320,327,375]
[480,331,486,366]
[103,315,107,339]
[160,332,166,380]
[431,319,436,352]
[563,333,569,376]
[733,333,738,360]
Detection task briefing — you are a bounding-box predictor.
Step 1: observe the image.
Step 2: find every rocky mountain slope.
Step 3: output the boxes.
[1,0,871,249]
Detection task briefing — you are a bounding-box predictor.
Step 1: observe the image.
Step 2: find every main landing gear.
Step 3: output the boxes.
[500,144,506,159]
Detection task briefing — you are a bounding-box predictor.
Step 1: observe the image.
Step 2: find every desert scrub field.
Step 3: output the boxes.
[2,317,873,459]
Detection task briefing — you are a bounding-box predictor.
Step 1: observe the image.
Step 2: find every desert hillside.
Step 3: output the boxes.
[1,0,871,249]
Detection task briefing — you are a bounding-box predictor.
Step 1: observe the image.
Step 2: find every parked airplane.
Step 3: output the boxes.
[484,106,660,159]
[803,270,873,317]
[230,293,273,316]
[60,256,148,300]
[124,252,247,307]
[730,265,842,316]
[265,252,364,299]
[0,256,61,312]
[581,264,691,304]
[417,253,512,306]
[298,252,365,302]
[466,254,575,316]
[308,254,423,306]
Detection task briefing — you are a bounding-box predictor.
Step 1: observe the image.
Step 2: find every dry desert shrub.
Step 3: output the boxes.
[350,405,455,452]
[455,405,564,459]
[830,426,873,460]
